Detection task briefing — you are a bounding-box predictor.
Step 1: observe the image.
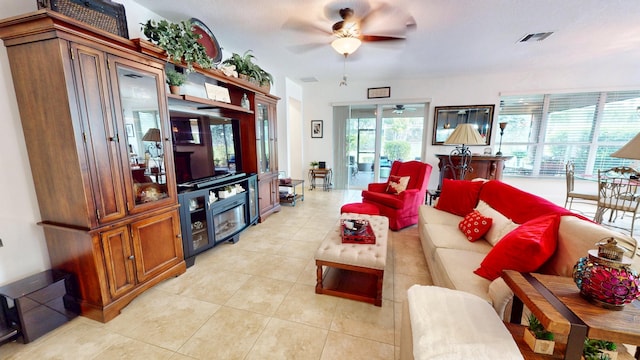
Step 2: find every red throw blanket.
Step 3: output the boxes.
[478,180,590,224]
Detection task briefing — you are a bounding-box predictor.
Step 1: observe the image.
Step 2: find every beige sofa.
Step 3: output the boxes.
[419,179,637,317]
[401,179,638,359]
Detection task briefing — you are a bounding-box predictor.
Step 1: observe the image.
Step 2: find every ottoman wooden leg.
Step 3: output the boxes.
[375,272,384,306]
[315,262,323,294]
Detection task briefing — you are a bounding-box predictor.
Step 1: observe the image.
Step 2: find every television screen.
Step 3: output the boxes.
[171,115,241,187]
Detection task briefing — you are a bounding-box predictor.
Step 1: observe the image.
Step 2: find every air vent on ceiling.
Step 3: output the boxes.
[518,32,554,43]
[300,77,319,83]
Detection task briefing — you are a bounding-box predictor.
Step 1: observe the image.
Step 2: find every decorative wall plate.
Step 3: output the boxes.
[190,18,222,64]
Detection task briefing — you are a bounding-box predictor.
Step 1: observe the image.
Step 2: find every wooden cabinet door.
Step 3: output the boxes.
[100,226,135,300]
[257,177,273,215]
[130,210,183,283]
[71,43,127,226]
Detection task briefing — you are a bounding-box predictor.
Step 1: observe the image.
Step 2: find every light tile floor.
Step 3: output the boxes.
[4,177,638,359]
[1,188,432,359]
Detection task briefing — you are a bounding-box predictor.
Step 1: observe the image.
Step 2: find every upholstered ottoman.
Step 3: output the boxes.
[314,213,388,306]
[340,202,380,215]
[400,285,524,360]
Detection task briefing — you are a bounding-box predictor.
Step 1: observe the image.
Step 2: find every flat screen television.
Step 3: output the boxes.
[171,115,241,189]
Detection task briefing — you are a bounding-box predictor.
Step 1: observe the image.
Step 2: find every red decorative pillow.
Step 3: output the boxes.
[435,179,484,216]
[386,175,410,195]
[474,214,560,281]
[458,210,493,242]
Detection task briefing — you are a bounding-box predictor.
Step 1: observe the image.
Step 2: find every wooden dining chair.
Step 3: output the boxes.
[594,166,640,236]
[564,161,598,210]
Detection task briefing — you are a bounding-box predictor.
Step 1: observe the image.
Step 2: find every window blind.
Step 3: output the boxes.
[498,90,640,176]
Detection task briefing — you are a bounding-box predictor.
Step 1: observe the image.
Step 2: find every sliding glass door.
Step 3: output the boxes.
[339,103,426,190]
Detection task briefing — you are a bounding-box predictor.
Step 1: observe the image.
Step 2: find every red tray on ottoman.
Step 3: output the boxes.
[341,219,376,244]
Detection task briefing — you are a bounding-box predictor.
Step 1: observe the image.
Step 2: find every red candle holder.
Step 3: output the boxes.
[573,238,640,310]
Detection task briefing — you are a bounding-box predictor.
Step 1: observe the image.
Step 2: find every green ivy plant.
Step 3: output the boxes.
[141,19,214,72]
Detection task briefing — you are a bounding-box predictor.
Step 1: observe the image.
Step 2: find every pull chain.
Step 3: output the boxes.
[339,54,348,86]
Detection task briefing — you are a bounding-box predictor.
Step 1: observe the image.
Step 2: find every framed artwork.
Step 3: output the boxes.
[432,105,495,145]
[367,87,391,99]
[126,124,134,137]
[311,120,323,138]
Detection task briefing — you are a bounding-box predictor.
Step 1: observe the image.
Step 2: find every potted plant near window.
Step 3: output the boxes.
[165,68,187,95]
[583,339,617,360]
[141,19,214,72]
[523,314,555,355]
[310,161,319,169]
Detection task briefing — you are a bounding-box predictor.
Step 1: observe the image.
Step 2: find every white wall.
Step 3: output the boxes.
[301,67,640,190]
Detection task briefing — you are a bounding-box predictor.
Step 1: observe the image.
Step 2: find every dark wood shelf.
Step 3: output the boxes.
[167,94,253,114]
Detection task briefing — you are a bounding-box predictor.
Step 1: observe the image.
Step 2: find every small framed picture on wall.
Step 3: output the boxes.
[311,120,323,138]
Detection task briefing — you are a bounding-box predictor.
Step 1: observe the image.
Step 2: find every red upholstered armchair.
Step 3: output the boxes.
[362,160,433,230]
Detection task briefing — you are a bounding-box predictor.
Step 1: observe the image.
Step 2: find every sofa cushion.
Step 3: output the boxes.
[432,248,492,302]
[459,210,493,242]
[475,200,519,246]
[419,204,464,226]
[386,175,410,194]
[423,223,493,259]
[474,214,560,281]
[435,179,484,216]
[361,191,403,209]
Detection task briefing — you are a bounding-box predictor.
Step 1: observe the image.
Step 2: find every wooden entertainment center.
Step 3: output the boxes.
[0,10,280,322]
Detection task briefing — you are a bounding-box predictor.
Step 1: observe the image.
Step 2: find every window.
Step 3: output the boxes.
[499,91,640,176]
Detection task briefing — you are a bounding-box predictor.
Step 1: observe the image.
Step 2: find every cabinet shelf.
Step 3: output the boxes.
[168,94,253,114]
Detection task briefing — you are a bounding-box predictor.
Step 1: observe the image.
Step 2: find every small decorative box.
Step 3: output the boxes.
[341,219,376,244]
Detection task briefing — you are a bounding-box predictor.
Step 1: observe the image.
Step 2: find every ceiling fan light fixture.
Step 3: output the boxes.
[331,36,362,55]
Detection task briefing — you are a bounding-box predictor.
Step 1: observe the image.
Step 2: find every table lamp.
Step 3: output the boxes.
[443,124,485,180]
[610,131,640,160]
[142,128,163,172]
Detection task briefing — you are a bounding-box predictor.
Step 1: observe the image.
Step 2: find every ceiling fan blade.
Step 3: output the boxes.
[360,34,406,42]
[287,42,328,54]
[360,4,416,37]
[282,18,332,36]
[359,3,392,30]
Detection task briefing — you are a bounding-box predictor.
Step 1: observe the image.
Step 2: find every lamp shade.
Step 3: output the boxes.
[331,37,362,55]
[611,132,640,160]
[142,128,161,142]
[444,124,485,145]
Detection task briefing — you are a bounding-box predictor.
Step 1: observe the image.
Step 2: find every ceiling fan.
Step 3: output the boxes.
[284,3,415,86]
[385,105,417,114]
[284,3,416,56]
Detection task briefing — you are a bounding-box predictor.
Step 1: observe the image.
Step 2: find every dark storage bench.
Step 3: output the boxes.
[0,270,79,344]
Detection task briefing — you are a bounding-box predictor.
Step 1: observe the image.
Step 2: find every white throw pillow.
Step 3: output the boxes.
[475,200,519,246]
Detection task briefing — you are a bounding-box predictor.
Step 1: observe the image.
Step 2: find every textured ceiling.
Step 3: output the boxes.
[132,0,640,85]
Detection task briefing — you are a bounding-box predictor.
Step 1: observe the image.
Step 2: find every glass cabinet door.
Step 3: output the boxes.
[247,174,258,223]
[256,102,270,174]
[186,194,211,253]
[109,56,174,211]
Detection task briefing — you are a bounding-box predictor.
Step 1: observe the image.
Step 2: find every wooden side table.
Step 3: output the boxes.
[502,270,640,359]
[0,270,79,343]
[309,168,332,191]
